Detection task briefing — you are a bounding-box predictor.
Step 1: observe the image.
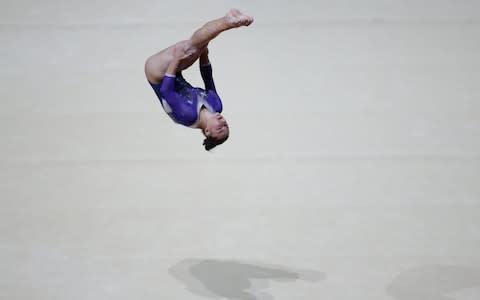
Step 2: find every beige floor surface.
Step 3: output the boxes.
[1,1,480,299]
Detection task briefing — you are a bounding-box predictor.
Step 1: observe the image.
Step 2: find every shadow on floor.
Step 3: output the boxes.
[387,265,480,300]
[169,258,326,300]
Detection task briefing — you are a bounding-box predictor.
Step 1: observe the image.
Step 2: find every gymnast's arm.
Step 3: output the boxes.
[199,49,217,92]
[159,58,183,107]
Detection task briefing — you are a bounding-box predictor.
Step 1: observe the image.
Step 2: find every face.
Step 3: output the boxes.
[205,113,229,141]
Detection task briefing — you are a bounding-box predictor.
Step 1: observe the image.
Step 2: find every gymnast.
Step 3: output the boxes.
[145,9,254,150]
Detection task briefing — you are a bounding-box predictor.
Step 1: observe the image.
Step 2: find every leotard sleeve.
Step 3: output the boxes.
[200,63,216,92]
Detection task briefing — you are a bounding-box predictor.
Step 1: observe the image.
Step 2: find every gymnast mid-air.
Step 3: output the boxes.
[145,9,254,150]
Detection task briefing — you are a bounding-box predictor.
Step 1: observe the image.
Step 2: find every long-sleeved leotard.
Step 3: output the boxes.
[149,63,223,127]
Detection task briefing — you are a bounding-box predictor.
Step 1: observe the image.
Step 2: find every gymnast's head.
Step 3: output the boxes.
[202,112,229,151]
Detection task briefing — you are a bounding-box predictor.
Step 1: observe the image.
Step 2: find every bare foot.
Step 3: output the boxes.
[225,9,254,28]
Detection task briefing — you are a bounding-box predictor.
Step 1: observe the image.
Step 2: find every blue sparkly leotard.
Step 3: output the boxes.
[149,64,223,127]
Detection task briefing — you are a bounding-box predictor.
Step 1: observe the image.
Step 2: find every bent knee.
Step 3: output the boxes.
[144,57,161,82]
[144,53,172,83]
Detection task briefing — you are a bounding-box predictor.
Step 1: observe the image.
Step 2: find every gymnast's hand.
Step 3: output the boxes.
[171,42,202,72]
[165,43,192,74]
[172,43,189,61]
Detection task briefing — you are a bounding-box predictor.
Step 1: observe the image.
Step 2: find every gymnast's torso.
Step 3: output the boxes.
[149,65,223,127]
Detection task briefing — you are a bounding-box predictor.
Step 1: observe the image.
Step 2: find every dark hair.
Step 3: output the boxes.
[203,136,228,151]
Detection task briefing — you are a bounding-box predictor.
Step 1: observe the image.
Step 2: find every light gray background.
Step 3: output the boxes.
[1,1,479,299]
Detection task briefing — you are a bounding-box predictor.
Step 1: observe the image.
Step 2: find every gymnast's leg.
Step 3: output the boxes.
[187,8,253,52]
[145,9,253,84]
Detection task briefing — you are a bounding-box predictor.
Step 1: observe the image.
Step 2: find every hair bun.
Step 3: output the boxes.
[203,137,217,151]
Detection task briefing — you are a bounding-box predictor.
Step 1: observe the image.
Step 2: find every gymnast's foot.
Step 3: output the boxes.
[225,9,254,28]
